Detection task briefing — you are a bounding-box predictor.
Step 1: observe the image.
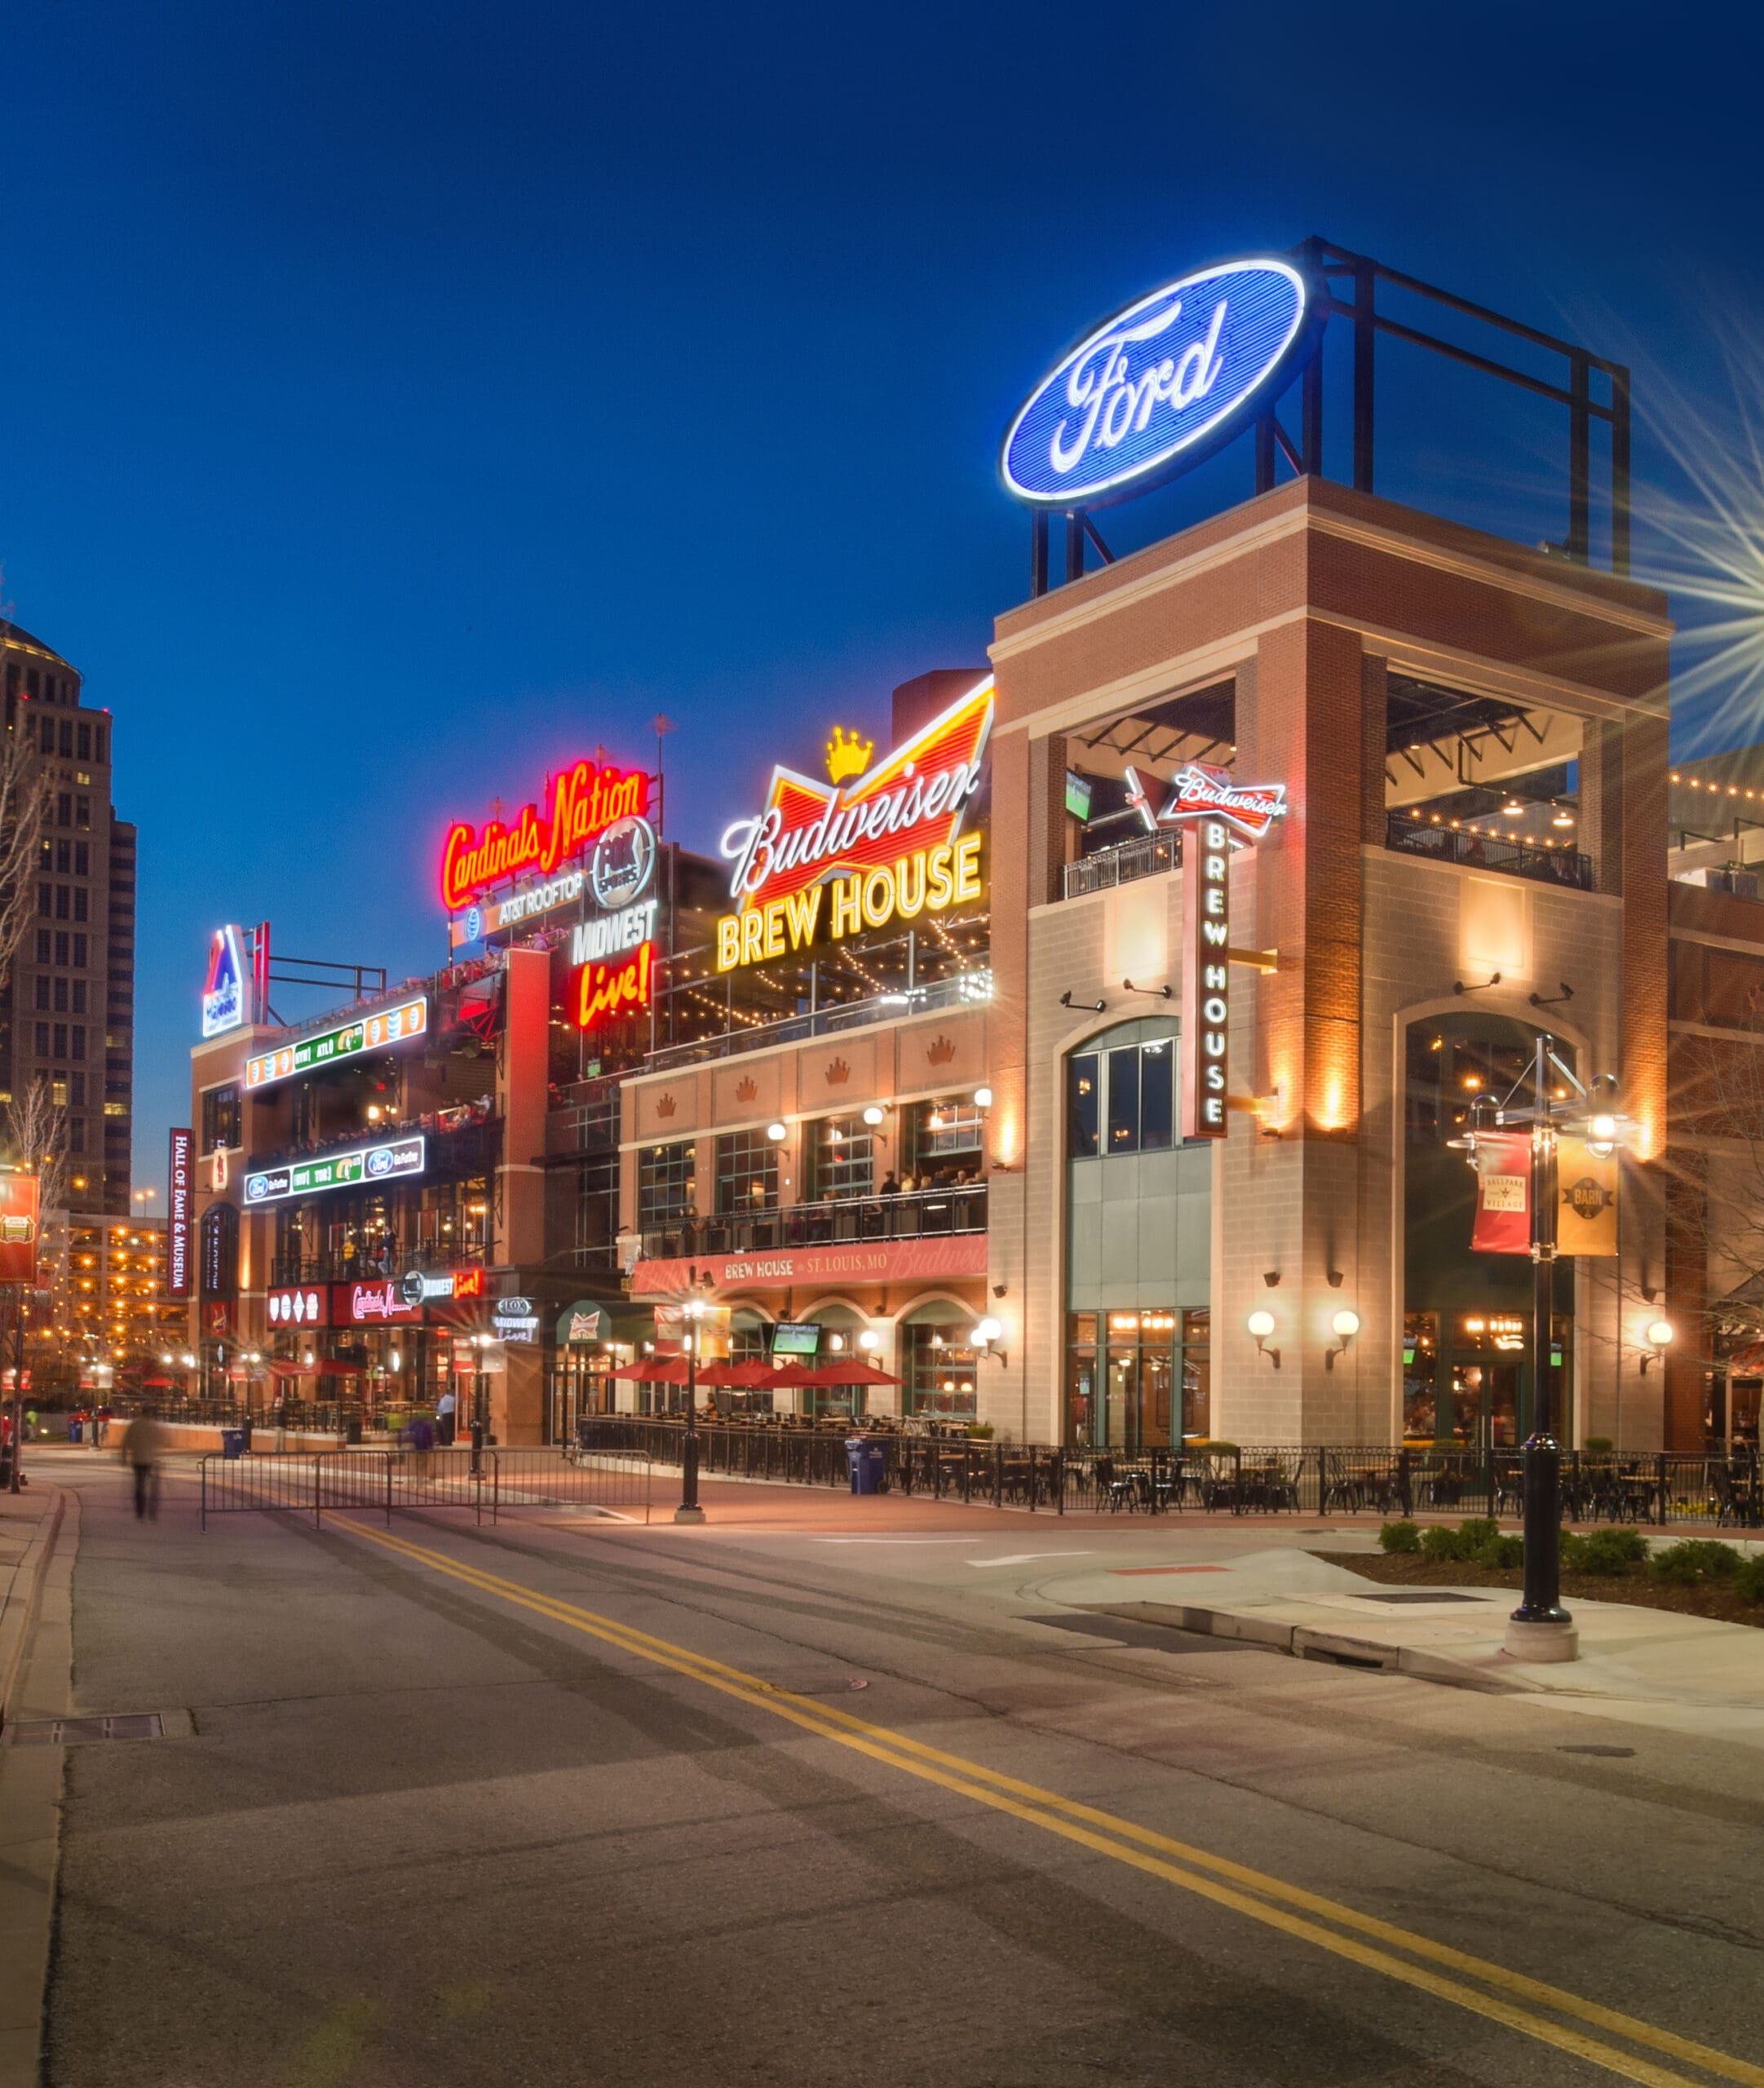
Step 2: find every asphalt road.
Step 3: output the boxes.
[37,1456,1764,2088]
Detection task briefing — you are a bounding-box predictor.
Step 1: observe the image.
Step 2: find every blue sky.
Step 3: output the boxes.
[3,1,1760,1200]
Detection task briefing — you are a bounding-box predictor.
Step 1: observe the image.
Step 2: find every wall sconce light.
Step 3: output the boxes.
[1640,1320,1673,1374]
[828,1332,846,1352]
[1246,1310,1280,1369]
[765,1121,788,1143]
[857,1329,881,1353]
[974,1315,1007,1366]
[1060,990,1107,1012]
[1326,1308,1360,1369]
[862,1104,887,1127]
[973,1086,993,1108]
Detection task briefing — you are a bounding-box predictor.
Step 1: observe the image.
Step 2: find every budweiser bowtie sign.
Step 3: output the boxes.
[1124,760,1287,839]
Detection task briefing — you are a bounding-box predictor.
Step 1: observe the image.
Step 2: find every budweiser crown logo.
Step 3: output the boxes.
[825,725,874,785]
[825,1056,851,1086]
[925,1033,956,1066]
[654,1091,677,1119]
[735,1075,758,1102]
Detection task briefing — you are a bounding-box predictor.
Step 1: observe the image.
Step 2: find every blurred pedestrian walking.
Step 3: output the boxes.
[124,1412,162,1520]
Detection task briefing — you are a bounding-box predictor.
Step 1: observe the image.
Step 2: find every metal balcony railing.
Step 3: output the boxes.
[1386,812,1594,890]
[1062,829,1181,899]
[640,1183,987,1262]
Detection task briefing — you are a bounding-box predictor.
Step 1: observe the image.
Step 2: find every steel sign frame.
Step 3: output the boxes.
[1001,259,1317,507]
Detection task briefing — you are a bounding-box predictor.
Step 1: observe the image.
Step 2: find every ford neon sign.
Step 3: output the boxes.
[1001,259,1315,507]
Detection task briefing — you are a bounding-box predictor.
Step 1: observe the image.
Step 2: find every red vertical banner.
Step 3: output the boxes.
[168,1129,194,1299]
[1179,817,1231,1138]
[0,1174,40,1286]
[1470,1131,1532,1254]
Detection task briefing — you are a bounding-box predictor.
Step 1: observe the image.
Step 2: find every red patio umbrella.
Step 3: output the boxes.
[810,1360,904,1386]
[762,1360,826,1390]
[607,1356,692,1382]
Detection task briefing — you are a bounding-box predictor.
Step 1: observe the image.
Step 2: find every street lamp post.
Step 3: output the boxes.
[676,1296,705,1525]
[1510,1034,1570,1645]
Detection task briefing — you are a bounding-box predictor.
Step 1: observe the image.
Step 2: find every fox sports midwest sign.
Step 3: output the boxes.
[1001,259,1314,506]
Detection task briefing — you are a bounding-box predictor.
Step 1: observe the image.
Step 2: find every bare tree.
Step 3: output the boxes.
[0,711,44,993]
[6,1076,67,1216]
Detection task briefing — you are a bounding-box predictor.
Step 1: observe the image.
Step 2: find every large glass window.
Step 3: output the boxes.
[1068,1055,1099,1157]
[903,1321,978,1418]
[638,1139,696,1228]
[715,1130,778,1214]
[1072,1036,1175,1157]
[910,1101,984,1170]
[201,1083,241,1153]
[811,1114,873,1201]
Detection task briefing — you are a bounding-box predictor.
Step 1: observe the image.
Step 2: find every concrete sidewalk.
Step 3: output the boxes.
[1041,1546,1764,1745]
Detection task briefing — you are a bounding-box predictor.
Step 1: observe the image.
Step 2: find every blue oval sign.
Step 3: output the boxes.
[1001,259,1312,507]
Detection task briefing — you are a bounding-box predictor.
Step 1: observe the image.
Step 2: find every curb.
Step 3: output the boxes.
[0,1487,79,2088]
[0,1491,66,1727]
[1087,1598,1527,1695]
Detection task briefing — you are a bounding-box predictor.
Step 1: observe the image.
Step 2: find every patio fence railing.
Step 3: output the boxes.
[575,1420,1764,1530]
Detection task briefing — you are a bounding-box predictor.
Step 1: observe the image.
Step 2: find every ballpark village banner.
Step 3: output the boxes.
[0,1173,40,1287]
[1470,1132,1532,1254]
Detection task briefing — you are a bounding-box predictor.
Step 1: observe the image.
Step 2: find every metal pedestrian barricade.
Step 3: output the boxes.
[200,1446,652,1530]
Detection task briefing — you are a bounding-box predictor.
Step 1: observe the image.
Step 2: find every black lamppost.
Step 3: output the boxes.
[675,1294,705,1524]
[1510,1035,1568,1640]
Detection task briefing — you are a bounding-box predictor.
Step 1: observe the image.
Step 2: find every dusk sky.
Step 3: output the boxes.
[4,2,1761,1200]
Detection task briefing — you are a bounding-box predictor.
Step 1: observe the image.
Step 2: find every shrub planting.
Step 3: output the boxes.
[1649,1539,1742,1587]
[1378,1520,1421,1554]
[1560,1528,1649,1576]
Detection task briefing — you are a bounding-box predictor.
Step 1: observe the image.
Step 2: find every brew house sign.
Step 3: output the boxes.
[716,677,993,971]
[1001,259,1315,506]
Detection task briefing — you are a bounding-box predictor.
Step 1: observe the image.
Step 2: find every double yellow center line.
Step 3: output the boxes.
[342,1519,1758,2088]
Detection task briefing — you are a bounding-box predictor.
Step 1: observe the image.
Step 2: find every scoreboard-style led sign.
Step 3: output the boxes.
[1001,259,1315,506]
[440,759,651,911]
[716,678,993,971]
[246,996,428,1091]
[244,1135,426,1207]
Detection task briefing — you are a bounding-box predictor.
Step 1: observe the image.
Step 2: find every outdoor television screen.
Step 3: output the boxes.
[770,1321,821,1357]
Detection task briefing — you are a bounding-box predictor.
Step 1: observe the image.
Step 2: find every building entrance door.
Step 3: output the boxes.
[1450,1358,1525,1448]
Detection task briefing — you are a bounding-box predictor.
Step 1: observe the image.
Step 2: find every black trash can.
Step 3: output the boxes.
[345,1416,364,1445]
[220,1428,246,1461]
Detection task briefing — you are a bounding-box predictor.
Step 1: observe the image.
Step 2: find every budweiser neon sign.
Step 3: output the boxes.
[1125,760,1287,839]
[440,760,651,910]
[715,678,992,968]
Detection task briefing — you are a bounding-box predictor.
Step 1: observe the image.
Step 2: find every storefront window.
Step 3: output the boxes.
[811,1115,874,1201]
[639,1140,696,1228]
[715,1130,778,1214]
[903,1321,977,1417]
[910,1101,984,1168]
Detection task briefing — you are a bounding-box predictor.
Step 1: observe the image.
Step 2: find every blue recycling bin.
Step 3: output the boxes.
[221,1428,247,1461]
[67,1419,82,1444]
[845,1436,888,1496]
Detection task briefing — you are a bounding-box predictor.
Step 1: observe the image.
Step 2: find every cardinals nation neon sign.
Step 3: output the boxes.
[440,760,651,911]
[715,677,993,970]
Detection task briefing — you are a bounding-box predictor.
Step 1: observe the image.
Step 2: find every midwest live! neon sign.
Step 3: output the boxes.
[440,760,651,910]
[715,677,993,970]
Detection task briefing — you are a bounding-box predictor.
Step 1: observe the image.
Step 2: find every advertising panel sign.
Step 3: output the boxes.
[715,678,993,971]
[201,926,247,1037]
[0,1174,40,1287]
[632,1232,989,1296]
[1178,816,1231,1140]
[167,1130,193,1299]
[243,1135,426,1207]
[1001,259,1315,506]
[440,759,651,911]
[267,1285,329,1329]
[245,996,428,1091]
[334,1281,423,1326]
